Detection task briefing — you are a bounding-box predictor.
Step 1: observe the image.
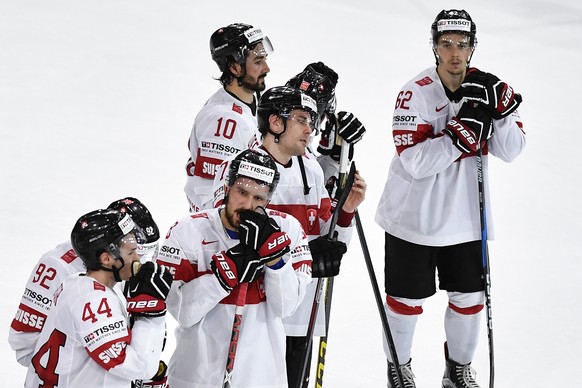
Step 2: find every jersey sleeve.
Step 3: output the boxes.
[156,216,230,328]
[262,211,312,318]
[9,245,82,366]
[75,283,164,380]
[392,85,462,179]
[488,110,526,161]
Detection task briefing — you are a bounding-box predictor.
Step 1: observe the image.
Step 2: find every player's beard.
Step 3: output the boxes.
[222,195,241,231]
[240,73,267,92]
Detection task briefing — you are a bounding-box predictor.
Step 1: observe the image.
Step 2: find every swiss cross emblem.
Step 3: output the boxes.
[306,208,317,232]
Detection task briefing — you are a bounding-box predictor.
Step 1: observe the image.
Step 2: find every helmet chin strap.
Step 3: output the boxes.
[269,119,287,143]
[99,257,125,282]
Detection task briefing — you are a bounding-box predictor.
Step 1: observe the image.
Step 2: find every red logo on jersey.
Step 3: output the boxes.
[232,103,243,115]
[306,208,318,232]
[93,281,106,291]
[435,104,448,112]
[202,239,218,245]
[415,76,433,86]
[190,213,210,220]
[60,249,78,263]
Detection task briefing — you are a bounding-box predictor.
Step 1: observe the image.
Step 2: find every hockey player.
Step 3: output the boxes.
[9,197,160,368]
[283,65,367,386]
[253,85,366,388]
[157,149,311,388]
[375,9,525,388]
[24,209,172,388]
[286,61,367,197]
[184,22,273,212]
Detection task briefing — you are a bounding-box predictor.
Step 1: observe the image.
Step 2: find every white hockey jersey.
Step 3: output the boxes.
[184,88,260,212]
[213,147,355,336]
[156,208,311,388]
[375,66,526,246]
[9,241,85,367]
[24,274,165,388]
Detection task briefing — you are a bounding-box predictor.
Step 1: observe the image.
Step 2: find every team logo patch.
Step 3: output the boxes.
[232,103,243,115]
[415,76,433,86]
[306,208,318,232]
[61,249,78,263]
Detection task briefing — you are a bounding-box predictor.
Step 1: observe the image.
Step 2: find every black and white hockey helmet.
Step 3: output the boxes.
[107,197,159,243]
[108,197,160,261]
[227,149,280,195]
[210,23,273,72]
[286,62,338,119]
[71,209,145,271]
[431,9,477,46]
[257,86,319,137]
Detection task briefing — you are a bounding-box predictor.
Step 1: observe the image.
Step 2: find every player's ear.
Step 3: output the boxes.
[98,251,113,267]
[229,62,243,78]
[269,114,284,134]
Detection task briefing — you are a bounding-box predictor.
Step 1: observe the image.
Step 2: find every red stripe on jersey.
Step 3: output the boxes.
[292,259,311,270]
[393,123,434,155]
[386,296,423,316]
[11,303,47,332]
[269,199,332,236]
[448,302,484,315]
[158,258,206,283]
[220,278,266,305]
[60,249,78,263]
[87,335,130,371]
[193,150,221,179]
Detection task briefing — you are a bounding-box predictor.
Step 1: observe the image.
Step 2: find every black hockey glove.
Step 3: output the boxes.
[307,61,339,87]
[308,235,347,278]
[132,360,169,388]
[461,68,522,119]
[211,243,264,292]
[317,115,357,162]
[126,261,173,318]
[444,102,493,154]
[239,208,291,262]
[337,111,366,144]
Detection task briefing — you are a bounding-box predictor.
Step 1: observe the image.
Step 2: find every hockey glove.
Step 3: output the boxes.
[307,61,339,88]
[211,243,264,293]
[337,111,366,144]
[444,102,493,154]
[316,116,356,162]
[132,360,169,388]
[308,235,347,278]
[462,68,522,119]
[239,209,291,262]
[126,261,173,317]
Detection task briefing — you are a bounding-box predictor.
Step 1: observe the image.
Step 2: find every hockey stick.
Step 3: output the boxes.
[222,282,249,388]
[476,147,495,388]
[354,210,404,387]
[312,142,353,388]
[295,155,355,388]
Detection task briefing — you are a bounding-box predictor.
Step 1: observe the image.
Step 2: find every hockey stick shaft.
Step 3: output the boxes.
[476,148,494,388]
[354,210,405,387]
[222,282,249,388]
[296,152,355,388]
[312,141,352,388]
